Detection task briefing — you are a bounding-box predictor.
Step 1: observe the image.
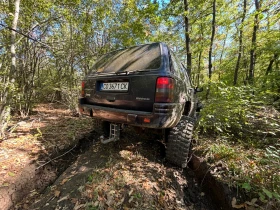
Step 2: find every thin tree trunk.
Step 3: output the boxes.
[196,22,204,87]
[206,0,216,99]
[208,0,216,80]
[265,54,278,75]
[218,28,228,81]
[249,0,260,84]
[184,0,191,74]
[70,19,74,90]
[219,30,228,66]
[197,50,202,87]
[0,0,20,137]
[10,0,20,76]
[234,0,247,85]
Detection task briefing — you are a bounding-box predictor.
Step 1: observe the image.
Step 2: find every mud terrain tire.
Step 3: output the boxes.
[166,116,194,168]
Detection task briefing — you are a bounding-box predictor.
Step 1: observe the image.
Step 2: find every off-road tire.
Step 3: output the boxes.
[166,116,195,168]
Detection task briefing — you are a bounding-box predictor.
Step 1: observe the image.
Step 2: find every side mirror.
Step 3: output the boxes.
[195,87,203,93]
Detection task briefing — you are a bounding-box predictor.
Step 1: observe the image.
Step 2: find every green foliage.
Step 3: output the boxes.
[259,144,280,200]
[198,82,279,149]
[208,142,237,161]
[241,182,251,191]
[87,174,93,182]
[258,72,280,107]
[198,82,256,137]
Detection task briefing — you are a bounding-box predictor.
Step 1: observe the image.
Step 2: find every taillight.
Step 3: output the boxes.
[81,81,85,97]
[155,77,174,102]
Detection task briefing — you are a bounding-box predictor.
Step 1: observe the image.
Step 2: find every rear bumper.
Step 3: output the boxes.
[78,101,184,128]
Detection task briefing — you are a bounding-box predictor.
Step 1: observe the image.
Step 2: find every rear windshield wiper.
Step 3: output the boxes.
[115,70,152,75]
[89,69,152,76]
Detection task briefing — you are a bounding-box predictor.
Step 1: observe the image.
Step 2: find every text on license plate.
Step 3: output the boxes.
[100,82,129,91]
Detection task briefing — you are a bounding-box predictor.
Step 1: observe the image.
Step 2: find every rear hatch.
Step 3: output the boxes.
[84,43,163,112]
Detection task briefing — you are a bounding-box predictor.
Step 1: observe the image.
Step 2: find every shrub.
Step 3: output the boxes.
[198,82,257,138]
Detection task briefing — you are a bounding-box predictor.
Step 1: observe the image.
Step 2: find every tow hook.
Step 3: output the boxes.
[101,123,120,144]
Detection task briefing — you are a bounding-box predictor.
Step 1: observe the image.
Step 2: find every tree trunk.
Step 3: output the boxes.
[208,0,216,80]
[234,0,247,85]
[184,0,191,75]
[218,28,228,81]
[0,0,20,137]
[197,50,202,87]
[219,30,228,66]
[265,54,279,75]
[10,0,20,76]
[206,0,216,99]
[248,0,260,84]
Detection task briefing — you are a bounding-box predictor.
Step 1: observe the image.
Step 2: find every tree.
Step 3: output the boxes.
[0,0,21,137]
[206,0,216,99]
[0,0,279,138]
[184,0,192,74]
[248,0,261,84]
[233,0,247,85]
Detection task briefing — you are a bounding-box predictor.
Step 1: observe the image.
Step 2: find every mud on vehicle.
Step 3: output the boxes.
[79,42,202,168]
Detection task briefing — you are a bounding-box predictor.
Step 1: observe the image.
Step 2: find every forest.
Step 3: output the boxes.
[0,0,279,208]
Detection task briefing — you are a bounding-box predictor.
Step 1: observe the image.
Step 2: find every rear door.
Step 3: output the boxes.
[84,43,164,112]
[85,74,160,112]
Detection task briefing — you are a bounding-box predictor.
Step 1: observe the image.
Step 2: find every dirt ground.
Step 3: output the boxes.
[0,104,214,210]
[0,104,94,209]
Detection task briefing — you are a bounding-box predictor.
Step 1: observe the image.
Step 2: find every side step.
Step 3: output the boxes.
[101,123,120,144]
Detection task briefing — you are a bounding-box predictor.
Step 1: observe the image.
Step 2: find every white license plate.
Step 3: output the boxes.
[100,82,129,91]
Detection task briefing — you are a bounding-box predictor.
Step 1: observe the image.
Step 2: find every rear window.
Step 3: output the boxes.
[90,43,161,74]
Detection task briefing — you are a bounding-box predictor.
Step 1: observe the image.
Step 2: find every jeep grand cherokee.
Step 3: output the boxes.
[79,42,202,167]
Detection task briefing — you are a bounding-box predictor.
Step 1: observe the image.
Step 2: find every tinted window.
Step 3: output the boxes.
[182,65,191,86]
[90,43,161,74]
[170,50,191,86]
[170,51,182,79]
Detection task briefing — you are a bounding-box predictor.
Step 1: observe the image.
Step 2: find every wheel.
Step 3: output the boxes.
[165,116,195,168]
[92,118,110,137]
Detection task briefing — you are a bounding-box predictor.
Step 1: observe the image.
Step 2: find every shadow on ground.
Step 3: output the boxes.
[1,104,214,210]
[16,127,214,210]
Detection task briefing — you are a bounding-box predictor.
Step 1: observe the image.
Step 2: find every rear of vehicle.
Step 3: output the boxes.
[79,42,192,129]
[79,42,199,168]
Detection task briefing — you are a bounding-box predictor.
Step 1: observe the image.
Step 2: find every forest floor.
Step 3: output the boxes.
[0,104,214,210]
[0,104,94,209]
[0,103,279,210]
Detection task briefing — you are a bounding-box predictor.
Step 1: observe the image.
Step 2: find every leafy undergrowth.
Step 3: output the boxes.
[0,103,94,207]
[196,99,280,209]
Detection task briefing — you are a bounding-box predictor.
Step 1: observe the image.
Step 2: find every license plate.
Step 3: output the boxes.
[100,82,129,91]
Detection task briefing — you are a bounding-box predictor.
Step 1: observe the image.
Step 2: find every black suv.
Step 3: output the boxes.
[79,42,202,167]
